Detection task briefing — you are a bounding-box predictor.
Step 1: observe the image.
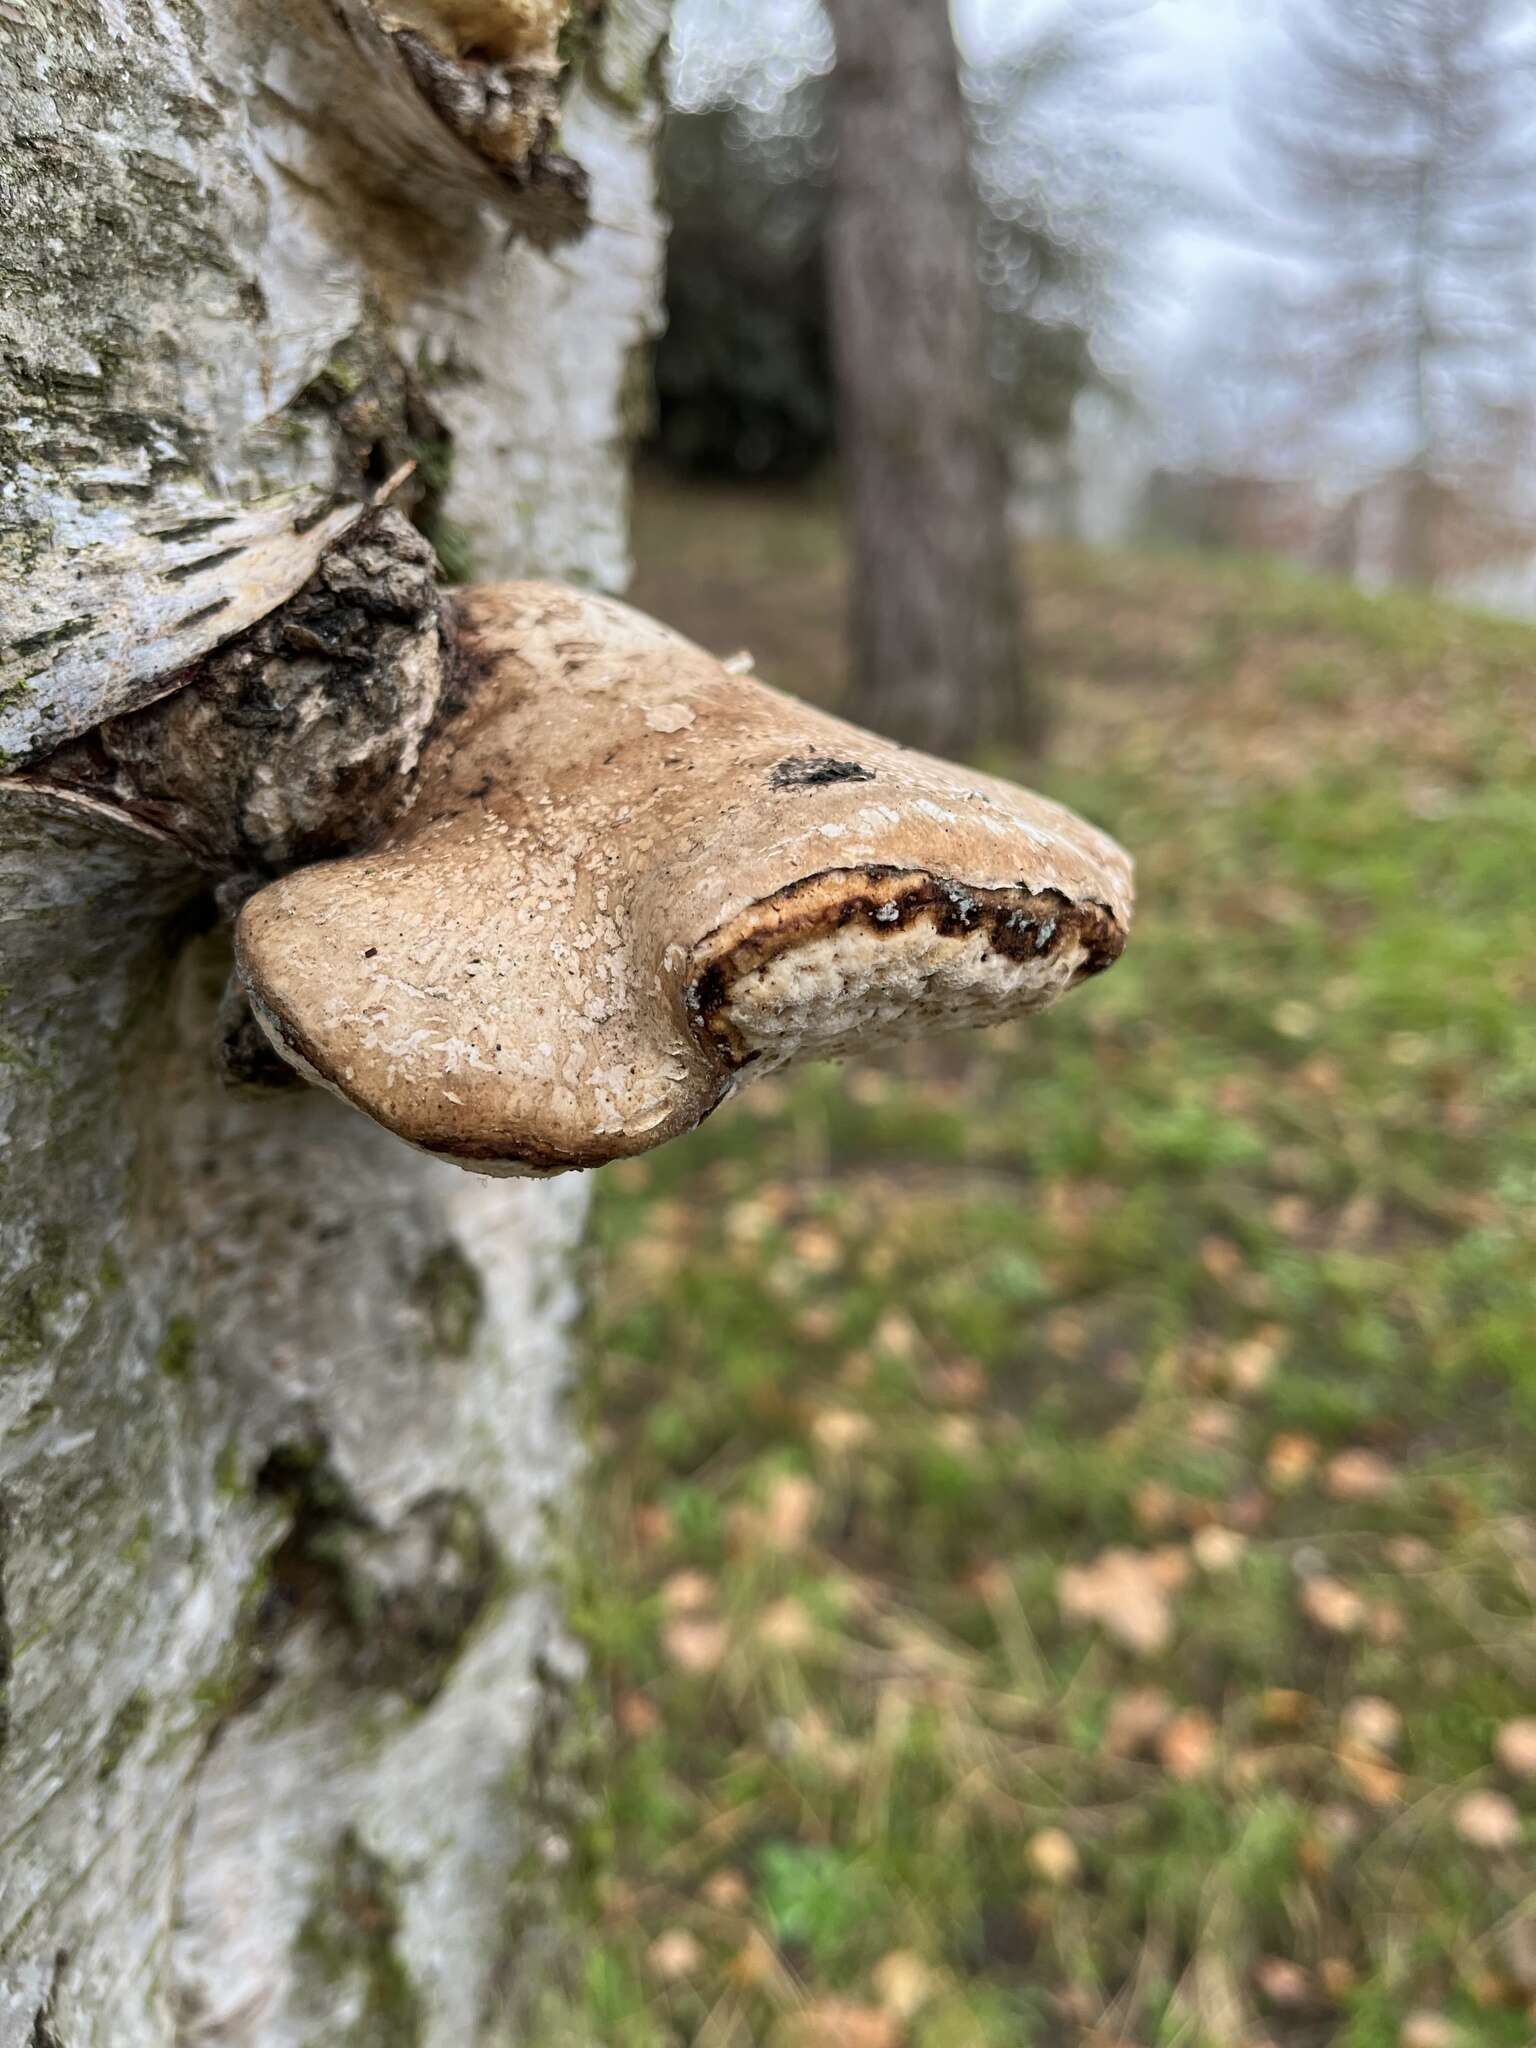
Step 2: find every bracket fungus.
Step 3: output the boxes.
[233,582,1133,1175]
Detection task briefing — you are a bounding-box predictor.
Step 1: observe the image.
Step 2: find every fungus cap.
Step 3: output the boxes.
[236,583,1132,1174]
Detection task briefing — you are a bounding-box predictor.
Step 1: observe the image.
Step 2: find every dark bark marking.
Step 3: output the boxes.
[770,755,876,789]
[0,1494,10,1759]
[255,1445,502,1706]
[292,1830,425,2048]
[29,1951,66,2048]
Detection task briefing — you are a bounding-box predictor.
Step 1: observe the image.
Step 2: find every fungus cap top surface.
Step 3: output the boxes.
[237,583,1132,1173]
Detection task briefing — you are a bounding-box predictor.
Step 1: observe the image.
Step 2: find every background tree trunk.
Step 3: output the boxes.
[0,2,668,2040]
[823,0,1032,756]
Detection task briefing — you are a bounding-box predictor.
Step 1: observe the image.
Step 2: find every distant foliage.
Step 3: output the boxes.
[1177,0,1536,581]
[652,59,1102,481]
[654,93,832,480]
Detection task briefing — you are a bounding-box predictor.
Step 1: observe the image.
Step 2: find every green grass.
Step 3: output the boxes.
[540,484,1536,2048]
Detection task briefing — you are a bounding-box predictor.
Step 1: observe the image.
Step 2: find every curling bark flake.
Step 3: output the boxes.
[0,2,667,2041]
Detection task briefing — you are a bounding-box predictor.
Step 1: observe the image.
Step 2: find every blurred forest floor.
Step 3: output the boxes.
[540,476,1536,2048]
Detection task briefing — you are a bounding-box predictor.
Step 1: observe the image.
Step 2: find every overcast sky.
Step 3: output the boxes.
[666,0,1269,361]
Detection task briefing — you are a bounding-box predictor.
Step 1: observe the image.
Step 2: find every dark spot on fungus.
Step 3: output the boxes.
[771,755,876,790]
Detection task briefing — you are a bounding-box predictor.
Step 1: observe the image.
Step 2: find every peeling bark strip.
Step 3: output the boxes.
[0,0,668,2039]
[31,510,449,875]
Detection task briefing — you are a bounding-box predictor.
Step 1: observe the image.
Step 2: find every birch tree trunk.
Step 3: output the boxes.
[0,4,667,2041]
[823,0,1031,755]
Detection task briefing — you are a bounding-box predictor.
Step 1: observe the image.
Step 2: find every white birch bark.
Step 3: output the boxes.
[0,3,668,2040]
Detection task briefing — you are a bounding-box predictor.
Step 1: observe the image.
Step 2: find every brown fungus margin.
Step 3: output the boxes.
[688,867,1126,1067]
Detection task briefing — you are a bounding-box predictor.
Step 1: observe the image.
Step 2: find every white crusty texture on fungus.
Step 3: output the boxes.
[708,898,1089,1070]
[235,584,1133,1175]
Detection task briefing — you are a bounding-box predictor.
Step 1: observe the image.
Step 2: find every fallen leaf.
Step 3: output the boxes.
[727,1929,777,1988]
[1133,1480,1180,1533]
[1189,1401,1240,1446]
[1103,1686,1174,1756]
[1149,1544,1192,1591]
[777,2000,898,2048]
[1318,1803,1364,1846]
[871,1950,937,2019]
[1325,1449,1396,1502]
[872,1310,919,1358]
[1301,1576,1365,1635]
[1260,1689,1311,1730]
[967,1558,1011,1602]
[1400,2015,1461,2048]
[812,1408,874,1455]
[1200,1235,1243,1279]
[662,1569,716,1613]
[663,1616,729,1674]
[1267,1433,1320,1489]
[634,1502,673,1549]
[727,1197,779,1246]
[1495,1717,1536,1780]
[1027,1827,1081,1884]
[648,1928,703,1980]
[931,1359,986,1405]
[1192,1525,1248,1573]
[1499,1910,1536,1991]
[1043,1308,1089,1357]
[1269,1194,1311,1238]
[1454,1789,1522,1851]
[758,1597,815,1652]
[1158,1708,1218,1781]
[795,1305,839,1344]
[1320,1956,1357,1998]
[1228,1326,1285,1395]
[763,1473,821,1551]
[937,1415,980,1454]
[1340,1695,1402,1754]
[1254,1957,1310,2007]
[1059,1548,1175,1656]
[702,1868,750,1911]
[616,1691,660,1739]
[1367,1600,1406,1645]
[791,1222,843,1273]
[1229,1746,1279,1790]
[1338,1747,1401,1807]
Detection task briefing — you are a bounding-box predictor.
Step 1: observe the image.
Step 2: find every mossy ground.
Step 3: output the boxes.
[544,479,1536,2048]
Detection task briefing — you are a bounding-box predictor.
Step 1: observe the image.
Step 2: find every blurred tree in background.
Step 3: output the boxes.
[654,4,1110,487]
[655,85,832,481]
[822,0,1029,751]
[1235,0,1536,584]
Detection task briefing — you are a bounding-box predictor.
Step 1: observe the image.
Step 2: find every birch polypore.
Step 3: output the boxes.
[236,583,1133,1175]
